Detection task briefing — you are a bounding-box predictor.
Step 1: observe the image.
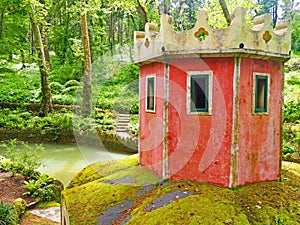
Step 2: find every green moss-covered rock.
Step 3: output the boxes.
[62,155,160,224]
[62,157,300,225]
[12,198,27,217]
[68,154,139,188]
[63,182,141,224]
[129,195,249,225]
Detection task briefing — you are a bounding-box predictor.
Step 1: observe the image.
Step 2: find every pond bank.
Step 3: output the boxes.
[0,128,138,154]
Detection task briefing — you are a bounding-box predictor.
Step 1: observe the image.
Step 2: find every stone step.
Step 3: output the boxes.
[118,120,129,123]
[115,128,127,132]
[117,123,128,128]
[115,114,131,133]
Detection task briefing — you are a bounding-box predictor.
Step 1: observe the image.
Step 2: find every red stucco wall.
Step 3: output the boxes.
[139,62,165,176]
[139,57,282,187]
[237,58,282,186]
[166,58,234,187]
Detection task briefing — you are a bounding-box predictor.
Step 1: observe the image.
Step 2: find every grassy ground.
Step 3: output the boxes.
[62,155,300,225]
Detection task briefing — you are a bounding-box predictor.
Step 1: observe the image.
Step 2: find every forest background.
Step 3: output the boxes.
[0,0,299,155]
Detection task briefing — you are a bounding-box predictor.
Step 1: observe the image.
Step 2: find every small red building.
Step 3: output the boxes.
[134,7,291,188]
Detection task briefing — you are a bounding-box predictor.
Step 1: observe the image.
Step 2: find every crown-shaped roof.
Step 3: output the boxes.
[134,7,291,64]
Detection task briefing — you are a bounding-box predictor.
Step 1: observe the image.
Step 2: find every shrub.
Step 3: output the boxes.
[64,80,82,88]
[112,98,138,114]
[52,94,74,105]
[62,86,80,95]
[50,82,64,94]
[282,142,299,155]
[50,63,82,84]
[283,101,300,122]
[23,174,61,202]
[0,201,17,225]
[1,139,44,177]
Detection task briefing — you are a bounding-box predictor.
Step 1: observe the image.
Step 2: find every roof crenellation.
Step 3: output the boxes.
[134,7,291,64]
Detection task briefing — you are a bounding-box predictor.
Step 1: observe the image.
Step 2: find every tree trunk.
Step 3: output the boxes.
[81,0,92,117]
[0,1,8,39]
[28,5,53,116]
[272,2,278,27]
[136,0,148,26]
[43,28,52,72]
[219,0,231,26]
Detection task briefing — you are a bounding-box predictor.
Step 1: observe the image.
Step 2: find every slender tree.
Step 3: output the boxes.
[28,3,53,116]
[0,1,9,39]
[219,0,231,25]
[81,0,92,117]
[136,0,148,26]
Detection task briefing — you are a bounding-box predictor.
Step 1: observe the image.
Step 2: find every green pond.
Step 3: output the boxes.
[37,144,130,186]
[0,143,130,186]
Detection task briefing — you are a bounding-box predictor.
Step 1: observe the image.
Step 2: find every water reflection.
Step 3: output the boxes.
[37,144,130,186]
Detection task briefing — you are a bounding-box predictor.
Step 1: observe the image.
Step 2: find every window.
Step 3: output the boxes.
[146,75,156,112]
[254,73,269,113]
[187,72,212,114]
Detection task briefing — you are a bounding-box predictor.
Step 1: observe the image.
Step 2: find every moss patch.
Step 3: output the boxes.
[36,201,60,209]
[99,166,160,186]
[63,182,141,224]
[62,155,160,224]
[20,212,59,225]
[63,157,300,225]
[68,154,139,188]
[282,161,300,177]
[129,195,249,225]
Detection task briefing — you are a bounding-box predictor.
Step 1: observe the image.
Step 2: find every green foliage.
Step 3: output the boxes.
[23,174,60,202]
[0,108,73,130]
[127,114,139,137]
[0,1,29,63]
[94,110,116,131]
[0,139,44,177]
[283,53,300,152]
[50,61,83,84]
[204,0,258,28]
[0,69,41,103]
[72,115,97,131]
[291,13,300,51]
[0,201,17,225]
[282,142,299,155]
[283,101,300,122]
[97,64,139,112]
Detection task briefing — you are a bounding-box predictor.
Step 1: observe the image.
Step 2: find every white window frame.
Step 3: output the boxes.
[187,71,213,115]
[253,72,270,115]
[146,74,156,113]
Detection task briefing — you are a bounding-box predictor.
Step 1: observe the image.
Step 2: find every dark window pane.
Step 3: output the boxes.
[191,75,208,112]
[147,77,155,111]
[255,75,268,113]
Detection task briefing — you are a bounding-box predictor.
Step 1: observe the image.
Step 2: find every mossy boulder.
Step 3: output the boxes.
[12,198,27,217]
[62,154,160,224]
[62,156,300,225]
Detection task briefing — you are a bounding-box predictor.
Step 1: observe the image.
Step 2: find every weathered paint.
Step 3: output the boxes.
[139,56,283,188]
[140,58,235,187]
[229,57,241,188]
[237,58,282,186]
[162,63,170,180]
[136,7,290,188]
[167,58,234,187]
[139,62,165,176]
